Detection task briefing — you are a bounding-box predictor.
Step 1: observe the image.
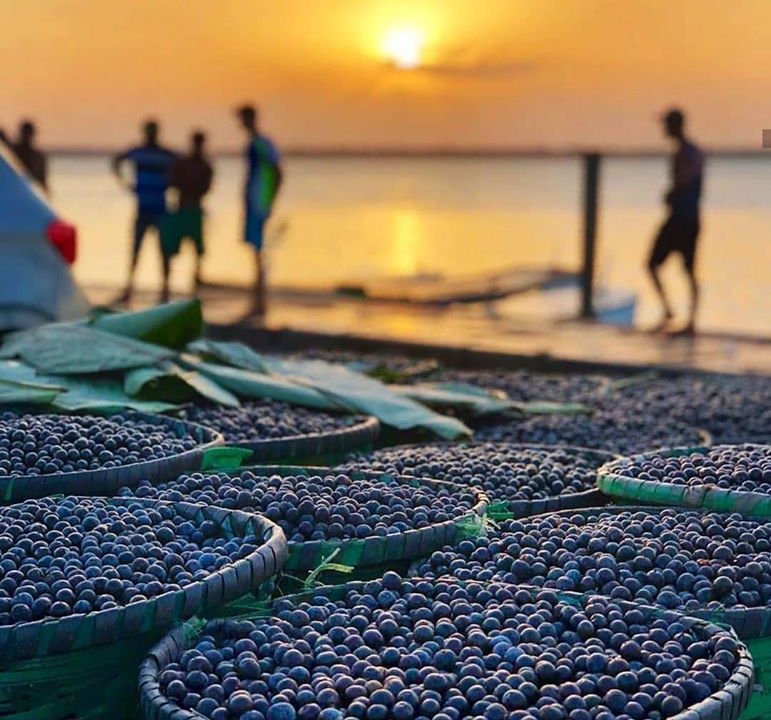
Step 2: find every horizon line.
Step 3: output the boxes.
[45,144,769,159]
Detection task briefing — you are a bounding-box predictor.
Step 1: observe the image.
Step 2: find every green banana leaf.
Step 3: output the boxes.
[187,339,268,373]
[180,355,349,411]
[0,360,42,383]
[47,374,179,413]
[169,363,240,407]
[0,378,62,405]
[0,323,173,374]
[123,366,183,400]
[392,382,591,416]
[124,362,240,407]
[189,341,471,439]
[361,359,440,384]
[598,371,661,395]
[512,400,592,415]
[259,356,472,440]
[391,382,514,415]
[0,359,177,413]
[90,299,203,349]
[0,360,65,405]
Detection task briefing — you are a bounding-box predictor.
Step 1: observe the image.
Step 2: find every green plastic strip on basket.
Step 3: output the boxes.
[598,473,705,507]
[747,636,771,682]
[200,446,254,471]
[487,501,513,521]
[2,479,14,503]
[599,445,771,517]
[703,489,771,518]
[0,630,159,719]
[739,636,771,720]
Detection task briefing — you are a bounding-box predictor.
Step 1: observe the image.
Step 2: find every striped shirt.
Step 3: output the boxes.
[121,145,176,213]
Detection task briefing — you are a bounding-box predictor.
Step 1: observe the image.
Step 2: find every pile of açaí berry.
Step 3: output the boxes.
[143,362,768,720]
[0,359,767,720]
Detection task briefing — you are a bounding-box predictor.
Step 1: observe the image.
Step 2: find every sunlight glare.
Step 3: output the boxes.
[383,28,424,69]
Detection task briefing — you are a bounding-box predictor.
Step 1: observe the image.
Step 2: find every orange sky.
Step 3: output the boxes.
[4,0,771,150]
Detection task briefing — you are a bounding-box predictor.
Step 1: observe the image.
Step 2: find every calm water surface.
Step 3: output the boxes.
[50,155,771,335]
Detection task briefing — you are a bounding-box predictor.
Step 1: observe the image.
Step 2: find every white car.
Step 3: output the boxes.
[0,145,88,331]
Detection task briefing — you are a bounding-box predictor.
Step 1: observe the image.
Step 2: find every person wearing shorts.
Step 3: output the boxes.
[647,108,704,335]
[236,104,282,316]
[161,131,214,301]
[112,120,176,302]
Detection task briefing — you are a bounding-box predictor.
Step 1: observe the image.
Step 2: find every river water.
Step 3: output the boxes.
[50,154,771,335]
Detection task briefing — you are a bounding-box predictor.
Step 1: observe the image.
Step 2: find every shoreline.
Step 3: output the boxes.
[47,147,771,160]
[82,284,771,377]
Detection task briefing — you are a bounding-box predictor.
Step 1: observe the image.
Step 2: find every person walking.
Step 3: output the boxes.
[236,104,282,316]
[1,120,48,193]
[647,108,704,335]
[112,119,176,302]
[160,130,214,301]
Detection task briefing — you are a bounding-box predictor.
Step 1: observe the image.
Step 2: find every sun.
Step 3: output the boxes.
[382,27,424,70]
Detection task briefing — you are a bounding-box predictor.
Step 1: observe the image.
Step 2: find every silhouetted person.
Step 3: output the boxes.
[1,120,48,192]
[236,104,282,316]
[648,108,704,335]
[160,130,214,302]
[112,119,176,302]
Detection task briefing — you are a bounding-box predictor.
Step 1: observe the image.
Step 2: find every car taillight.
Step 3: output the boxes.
[47,220,77,264]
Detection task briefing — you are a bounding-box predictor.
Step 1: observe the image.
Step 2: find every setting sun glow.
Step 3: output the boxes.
[4,1,771,149]
[382,28,424,69]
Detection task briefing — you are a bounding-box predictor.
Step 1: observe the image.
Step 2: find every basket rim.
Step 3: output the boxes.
[285,480,488,563]
[344,439,622,462]
[477,423,713,454]
[596,443,771,514]
[598,442,769,475]
[226,414,380,453]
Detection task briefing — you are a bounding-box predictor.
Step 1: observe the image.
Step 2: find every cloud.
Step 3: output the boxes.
[385,43,538,76]
[417,59,537,76]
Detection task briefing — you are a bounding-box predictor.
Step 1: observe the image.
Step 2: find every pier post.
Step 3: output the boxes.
[580,152,601,319]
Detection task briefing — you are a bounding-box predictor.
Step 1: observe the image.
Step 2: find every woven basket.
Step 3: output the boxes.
[123,464,489,587]
[510,503,771,640]
[139,580,754,720]
[0,497,287,719]
[0,409,223,503]
[0,498,287,662]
